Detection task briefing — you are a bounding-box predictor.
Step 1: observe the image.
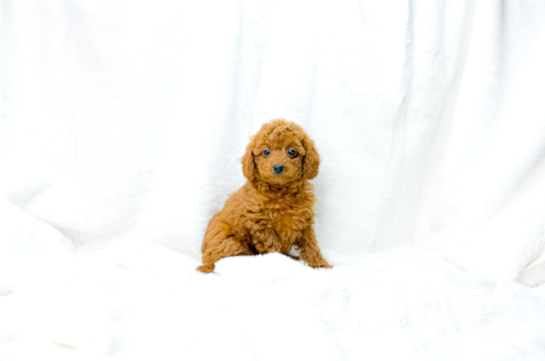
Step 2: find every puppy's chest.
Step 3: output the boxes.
[247,200,312,236]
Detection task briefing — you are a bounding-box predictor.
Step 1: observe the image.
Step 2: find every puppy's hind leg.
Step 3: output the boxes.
[197,232,252,273]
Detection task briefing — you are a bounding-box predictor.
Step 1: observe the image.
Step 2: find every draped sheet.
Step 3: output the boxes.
[1,0,545,359]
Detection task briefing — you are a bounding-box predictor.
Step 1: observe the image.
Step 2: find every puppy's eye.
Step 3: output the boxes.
[263,149,270,156]
[287,148,298,157]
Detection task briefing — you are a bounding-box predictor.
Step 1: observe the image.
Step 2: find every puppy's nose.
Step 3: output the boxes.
[273,164,285,174]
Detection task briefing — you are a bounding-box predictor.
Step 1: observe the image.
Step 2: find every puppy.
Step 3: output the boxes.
[197,119,331,273]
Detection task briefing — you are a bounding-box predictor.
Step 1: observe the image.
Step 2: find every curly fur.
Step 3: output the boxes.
[197,119,332,273]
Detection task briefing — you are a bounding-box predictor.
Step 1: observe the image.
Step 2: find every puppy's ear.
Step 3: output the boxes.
[242,138,256,181]
[302,136,320,180]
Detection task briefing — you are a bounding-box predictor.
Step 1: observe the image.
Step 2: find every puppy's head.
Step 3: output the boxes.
[242,119,319,186]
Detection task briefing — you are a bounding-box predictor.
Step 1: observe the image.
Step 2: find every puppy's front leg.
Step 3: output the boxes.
[249,228,282,254]
[297,226,332,269]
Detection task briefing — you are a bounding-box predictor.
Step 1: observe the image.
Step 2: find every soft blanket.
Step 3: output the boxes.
[2,238,545,360]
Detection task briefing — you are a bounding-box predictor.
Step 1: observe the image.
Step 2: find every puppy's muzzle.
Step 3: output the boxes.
[273,164,285,174]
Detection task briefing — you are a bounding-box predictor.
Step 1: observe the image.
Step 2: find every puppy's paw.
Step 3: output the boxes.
[196,264,215,273]
[310,261,333,269]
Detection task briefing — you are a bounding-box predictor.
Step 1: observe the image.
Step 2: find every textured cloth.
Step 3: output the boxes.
[1,0,545,359]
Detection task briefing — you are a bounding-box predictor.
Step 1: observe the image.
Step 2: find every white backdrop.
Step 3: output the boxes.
[2,0,545,282]
[2,1,545,359]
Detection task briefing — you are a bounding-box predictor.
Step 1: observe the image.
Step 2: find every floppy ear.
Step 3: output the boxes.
[242,138,256,181]
[302,136,320,180]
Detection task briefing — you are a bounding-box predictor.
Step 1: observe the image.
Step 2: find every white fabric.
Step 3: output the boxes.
[2,238,545,361]
[1,0,545,359]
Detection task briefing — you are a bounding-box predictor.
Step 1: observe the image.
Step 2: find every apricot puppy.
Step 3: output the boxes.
[197,119,332,273]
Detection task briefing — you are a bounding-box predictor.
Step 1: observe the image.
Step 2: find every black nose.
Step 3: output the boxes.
[273,164,284,174]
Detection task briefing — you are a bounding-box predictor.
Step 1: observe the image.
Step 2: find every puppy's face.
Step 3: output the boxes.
[253,135,305,186]
[242,119,319,186]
